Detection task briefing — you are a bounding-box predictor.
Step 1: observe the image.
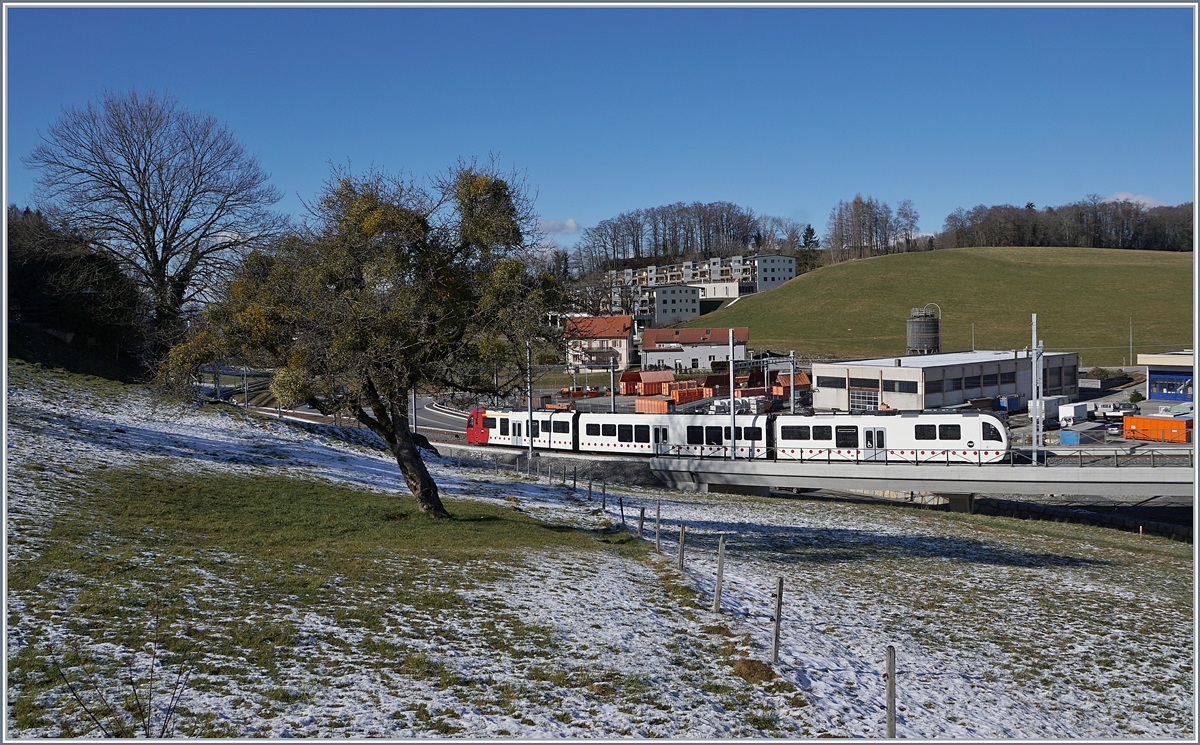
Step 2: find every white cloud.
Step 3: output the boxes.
[1105,192,1168,209]
[538,218,581,235]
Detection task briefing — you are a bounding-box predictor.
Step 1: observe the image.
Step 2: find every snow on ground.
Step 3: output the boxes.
[6,363,1195,738]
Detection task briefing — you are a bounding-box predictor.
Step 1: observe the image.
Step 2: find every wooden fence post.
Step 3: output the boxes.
[772,577,783,664]
[677,525,686,569]
[886,645,896,738]
[619,495,625,526]
[601,481,607,510]
[712,533,726,612]
[638,507,645,539]
[573,466,577,490]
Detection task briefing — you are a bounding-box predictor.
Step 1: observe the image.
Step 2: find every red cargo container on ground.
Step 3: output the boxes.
[1124,415,1192,443]
[635,396,675,414]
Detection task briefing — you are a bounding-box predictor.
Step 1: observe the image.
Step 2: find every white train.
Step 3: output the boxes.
[465,408,1010,464]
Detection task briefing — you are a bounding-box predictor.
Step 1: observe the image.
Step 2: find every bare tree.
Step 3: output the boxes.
[24,90,284,349]
[896,199,920,251]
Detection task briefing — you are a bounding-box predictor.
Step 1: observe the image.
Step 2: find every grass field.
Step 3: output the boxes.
[683,247,1193,367]
[7,359,1194,737]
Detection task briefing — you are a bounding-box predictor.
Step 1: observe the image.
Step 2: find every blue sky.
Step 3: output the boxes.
[4,5,1194,247]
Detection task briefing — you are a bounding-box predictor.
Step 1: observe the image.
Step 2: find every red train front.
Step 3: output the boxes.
[465,408,490,444]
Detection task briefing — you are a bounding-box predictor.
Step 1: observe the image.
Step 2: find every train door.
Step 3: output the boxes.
[652,424,671,454]
[863,427,887,462]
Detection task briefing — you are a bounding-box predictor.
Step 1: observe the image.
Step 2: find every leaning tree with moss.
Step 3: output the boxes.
[169,162,564,517]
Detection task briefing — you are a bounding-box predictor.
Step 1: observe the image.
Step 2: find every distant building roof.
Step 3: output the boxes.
[1138,351,1194,368]
[643,327,749,350]
[564,315,633,339]
[825,350,1076,369]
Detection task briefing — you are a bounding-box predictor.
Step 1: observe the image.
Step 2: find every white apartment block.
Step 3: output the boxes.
[603,254,795,300]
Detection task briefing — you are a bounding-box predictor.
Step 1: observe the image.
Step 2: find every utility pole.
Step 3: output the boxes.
[610,356,616,413]
[1129,316,1133,371]
[789,350,796,413]
[527,340,534,461]
[1031,314,1042,465]
[728,328,736,460]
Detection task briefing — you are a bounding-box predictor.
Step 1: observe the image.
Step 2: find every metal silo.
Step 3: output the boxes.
[906,304,941,355]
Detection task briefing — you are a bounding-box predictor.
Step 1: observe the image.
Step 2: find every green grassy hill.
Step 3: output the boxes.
[683,247,1193,367]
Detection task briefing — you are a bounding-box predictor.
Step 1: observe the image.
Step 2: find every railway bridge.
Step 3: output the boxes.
[649,449,1195,499]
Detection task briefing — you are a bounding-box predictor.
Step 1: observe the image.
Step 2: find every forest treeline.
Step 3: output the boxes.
[567,201,820,277]
[564,192,1191,284]
[935,196,1192,252]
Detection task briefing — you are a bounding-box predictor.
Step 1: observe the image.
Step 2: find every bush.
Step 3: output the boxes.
[1129,390,1145,403]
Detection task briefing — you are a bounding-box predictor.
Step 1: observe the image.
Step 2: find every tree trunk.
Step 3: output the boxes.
[354,400,451,518]
[390,419,451,518]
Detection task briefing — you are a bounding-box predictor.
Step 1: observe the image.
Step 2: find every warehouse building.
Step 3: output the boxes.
[811,350,1079,411]
[1138,350,1194,402]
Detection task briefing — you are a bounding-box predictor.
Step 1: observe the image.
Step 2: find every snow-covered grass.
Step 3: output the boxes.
[5,359,1195,738]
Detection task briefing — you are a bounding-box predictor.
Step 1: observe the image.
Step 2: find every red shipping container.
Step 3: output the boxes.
[735,387,768,398]
[1124,415,1192,443]
[635,396,675,414]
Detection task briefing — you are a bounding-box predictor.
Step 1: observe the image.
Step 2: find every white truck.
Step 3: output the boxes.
[1092,401,1140,420]
[1057,402,1089,427]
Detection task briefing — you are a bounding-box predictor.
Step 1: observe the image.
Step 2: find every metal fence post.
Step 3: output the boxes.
[712,534,726,613]
[886,645,896,738]
[771,576,783,664]
[655,500,661,553]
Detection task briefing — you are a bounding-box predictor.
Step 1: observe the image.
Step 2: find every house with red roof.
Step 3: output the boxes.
[641,327,749,371]
[564,315,636,371]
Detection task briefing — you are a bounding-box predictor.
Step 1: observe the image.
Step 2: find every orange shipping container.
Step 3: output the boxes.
[735,387,768,398]
[635,396,675,414]
[1124,415,1193,443]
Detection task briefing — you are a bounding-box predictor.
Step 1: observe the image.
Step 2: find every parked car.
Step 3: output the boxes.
[1041,418,1061,431]
[1106,422,1125,436]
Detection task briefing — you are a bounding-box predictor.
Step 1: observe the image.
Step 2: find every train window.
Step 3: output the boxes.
[723,426,743,440]
[483,417,497,429]
[467,417,474,428]
[635,425,650,443]
[602,423,616,437]
[500,419,510,436]
[939,424,961,440]
[514,423,522,437]
[864,430,873,448]
[914,425,936,440]
[687,426,703,445]
[835,426,858,448]
[586,423,601,436]
[660,427,669,444]
[813,426,832,441]
[553,421,570,433]
[618,424,633,442]
[530,421,539,438]
[745,426,763,441]
[653,427,660,443]
[705,426,724,445]
[780,425,810,440]
[542,419,552,432]
[982,422,1003,442]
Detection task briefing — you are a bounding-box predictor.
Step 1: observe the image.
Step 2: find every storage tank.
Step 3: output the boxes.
[906,305,941,355]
